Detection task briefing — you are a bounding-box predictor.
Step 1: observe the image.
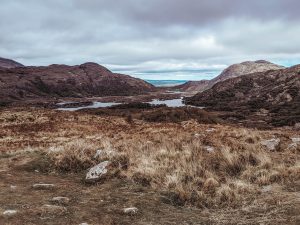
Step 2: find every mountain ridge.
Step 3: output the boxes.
[0,61,156,103]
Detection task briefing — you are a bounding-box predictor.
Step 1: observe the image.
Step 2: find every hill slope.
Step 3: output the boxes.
[174,60,284,93]
[185,65,300,126]
[0,62,156,103]
[0,57,24,69]
[172,80,209,92]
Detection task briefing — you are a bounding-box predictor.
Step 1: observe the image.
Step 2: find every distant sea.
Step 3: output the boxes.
[145,80,188,87]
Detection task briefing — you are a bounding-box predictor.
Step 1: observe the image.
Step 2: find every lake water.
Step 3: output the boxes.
[57,98,189,111]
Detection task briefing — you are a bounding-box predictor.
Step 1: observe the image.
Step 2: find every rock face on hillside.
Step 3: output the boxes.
[0,57,24,69]
[207,60,284,88]
[0,62,156,103]
[173,80,209,92]
[185,65,300,126]
[176,61,284,93]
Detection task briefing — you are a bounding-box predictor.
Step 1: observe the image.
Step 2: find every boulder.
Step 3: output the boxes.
[261,139,280,151]
[86,161,110,181]
[3,210,18,217]
[123,207,138,215]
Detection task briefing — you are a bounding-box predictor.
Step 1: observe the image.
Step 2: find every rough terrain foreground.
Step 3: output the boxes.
[0,108,299,225]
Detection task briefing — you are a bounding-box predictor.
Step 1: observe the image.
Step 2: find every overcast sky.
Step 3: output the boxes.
[1,0,300,80]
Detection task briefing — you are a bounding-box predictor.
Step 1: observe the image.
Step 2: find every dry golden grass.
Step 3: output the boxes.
[1,108,299,209]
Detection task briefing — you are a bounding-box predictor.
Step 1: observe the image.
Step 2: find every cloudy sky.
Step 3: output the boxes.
[1,0,300,80]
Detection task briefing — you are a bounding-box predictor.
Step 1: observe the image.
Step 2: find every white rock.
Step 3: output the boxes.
[261,138,280,151]
[51,197,70,205]
[204,146,215,152]
[291,137,300,143]
[86,161,110,180]
[32,183,55,190]
[10,185,17,190]
[123,207,138,215]
[206,128,215,132]
[261,185,272,193]
[79,223,89,225]
[94,149,103,158]
[3,210,17,216]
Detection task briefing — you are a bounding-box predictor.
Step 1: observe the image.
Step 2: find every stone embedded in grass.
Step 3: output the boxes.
[3,210,18,217]
[204,146,215,152]
[261,138,280,151]
[291,137,300,144]
[93,149,103,159]
[32,183,55,190]
[206,128,216,132]
[123,207,138,215]
[86,161,110,181]
[50,197,70,205]
[40,204,67,216]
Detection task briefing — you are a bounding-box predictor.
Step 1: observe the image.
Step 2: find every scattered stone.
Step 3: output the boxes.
[204,146,215,152]
[261,185,272,193]
[291,137,300,144]
[51,197,70,205]
[40,204,67,216]
[123,207,138,215]
[94,149,103,159]
[261,138,280,151]
[32,183,55,190]
[10,185,17,190]
[206,128,215,132]
[86,161,110,181]
[288,143,298,150]
[3,210,18,217]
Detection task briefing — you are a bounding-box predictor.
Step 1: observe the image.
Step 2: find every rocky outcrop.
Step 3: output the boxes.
[185,65,300,126]
[207,60,284,89]
[176,60,284,93]
[0,57,24,69]
[0,62,156,103]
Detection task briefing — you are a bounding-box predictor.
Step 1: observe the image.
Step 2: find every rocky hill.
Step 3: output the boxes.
[0,57,24,69]
[0,62,156,103]
[172,80,209,92]
[175,60,284,93]
[185,65,300,126]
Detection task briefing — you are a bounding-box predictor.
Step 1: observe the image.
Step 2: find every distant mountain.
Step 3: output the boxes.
[185,65,300,126]
[0,62,156,103]
[0,57,24,69]
[175,60,284,93]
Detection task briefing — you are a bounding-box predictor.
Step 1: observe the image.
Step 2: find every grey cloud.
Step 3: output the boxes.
[0,0,300,80]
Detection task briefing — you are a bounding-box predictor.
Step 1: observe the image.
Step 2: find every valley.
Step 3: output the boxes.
[0,57,299,225]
